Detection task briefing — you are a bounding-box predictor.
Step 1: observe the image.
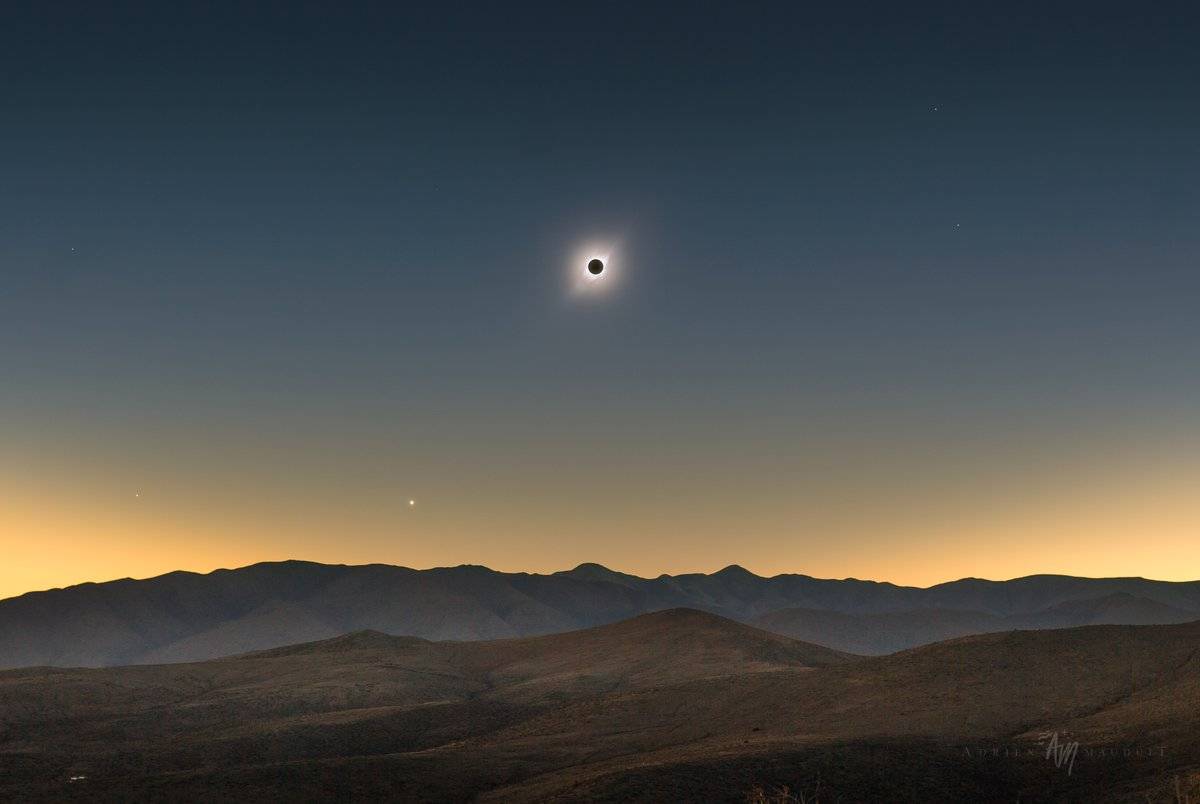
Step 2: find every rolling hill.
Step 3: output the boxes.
[1,611,1197,801]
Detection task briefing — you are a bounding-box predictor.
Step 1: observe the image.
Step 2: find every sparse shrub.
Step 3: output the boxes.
[746,780,830,803]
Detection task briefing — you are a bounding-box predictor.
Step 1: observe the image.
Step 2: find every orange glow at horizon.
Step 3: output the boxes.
[4,430,1200,600]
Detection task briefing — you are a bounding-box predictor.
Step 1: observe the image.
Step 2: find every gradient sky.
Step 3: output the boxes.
[3,3,1199,599]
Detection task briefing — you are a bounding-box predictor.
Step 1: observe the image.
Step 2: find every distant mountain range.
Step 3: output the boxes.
[2,560,1199,668]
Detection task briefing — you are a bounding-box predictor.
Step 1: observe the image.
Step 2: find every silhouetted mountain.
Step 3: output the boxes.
[2,611,1197,801]
[754,591,1200,654]
[2,560,1198,668]
[752,606,1000,655]
[556,562,646,587]
[1012,590,1198,626]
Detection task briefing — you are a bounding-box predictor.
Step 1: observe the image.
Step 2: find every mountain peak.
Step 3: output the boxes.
[571,562,616,573]
[714,564,760,579]
[556,563,645,586]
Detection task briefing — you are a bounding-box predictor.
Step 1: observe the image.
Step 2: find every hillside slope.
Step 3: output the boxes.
[1,613,1198,801]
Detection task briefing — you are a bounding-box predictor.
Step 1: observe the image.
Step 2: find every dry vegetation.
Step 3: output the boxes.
[1,610,1198,801]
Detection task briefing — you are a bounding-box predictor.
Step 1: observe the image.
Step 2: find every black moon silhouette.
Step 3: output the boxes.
[587,258,605,275]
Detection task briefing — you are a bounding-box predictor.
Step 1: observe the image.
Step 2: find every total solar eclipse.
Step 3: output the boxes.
[569,247,615,297]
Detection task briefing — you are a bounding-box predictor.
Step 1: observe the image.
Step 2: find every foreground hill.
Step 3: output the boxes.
[0,610,847,725]
[0,611,1197,802]
[2,560,1199,667]
[0,610,848,799]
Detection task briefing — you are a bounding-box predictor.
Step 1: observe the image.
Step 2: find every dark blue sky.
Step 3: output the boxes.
[3,2,1199,593]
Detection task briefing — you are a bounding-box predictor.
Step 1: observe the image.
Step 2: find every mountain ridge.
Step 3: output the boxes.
[15,558,1197,602]
[2,559,1198,669]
